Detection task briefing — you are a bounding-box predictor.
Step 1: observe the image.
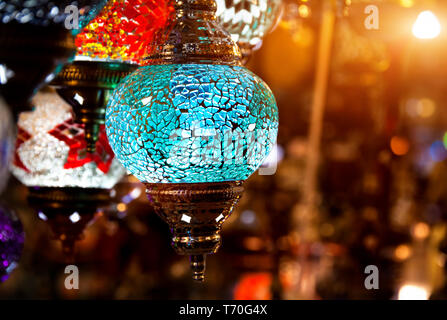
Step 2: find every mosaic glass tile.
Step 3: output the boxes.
[11,90,126,189]
[75,0,174,64]
[216,0,282,47]
[106,64,278,183]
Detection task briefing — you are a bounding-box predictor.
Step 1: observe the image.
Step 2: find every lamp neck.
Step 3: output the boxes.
[175,0,217,17]
[145,0,241,66]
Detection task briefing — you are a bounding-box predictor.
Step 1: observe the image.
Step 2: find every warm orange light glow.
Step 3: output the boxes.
[298,5,310,18]
[398,284,429,300]
[412,222,430,239]
[418,98,435,117]
[405,98,436,118]
[412,11,441,39]
[390,136,410,156]
[400,0,414,8]
[117,203,127,212]
[243,237,265,251]
[234,273,272,300]
[394,244,411,261]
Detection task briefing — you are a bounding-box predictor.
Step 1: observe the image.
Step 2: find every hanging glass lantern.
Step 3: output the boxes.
[0,0,107,116]
[11,89,126,257]
[51,0,175,153]
[0,205,24,283]
[106,0,278,281]
[216,0,283,63]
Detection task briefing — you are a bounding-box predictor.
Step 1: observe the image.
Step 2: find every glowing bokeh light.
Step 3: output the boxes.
[69,212,81,223]
[233,273,272,300]
[390,136,410,156]
[414,98,436,118]
[298,4,310,18]
[398,284,429,300]
[117,203,127,212]
[412,11,441,39]
[240,210,256,225]
[394,244,411,261]
[400,0,414,8]
[429,140,447,162]
[412,222,430,239]
[38,212,48,221]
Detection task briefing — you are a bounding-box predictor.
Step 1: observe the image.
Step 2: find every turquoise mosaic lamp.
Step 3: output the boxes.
[106,0,278,281]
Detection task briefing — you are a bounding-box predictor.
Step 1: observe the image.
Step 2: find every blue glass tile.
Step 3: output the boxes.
[106,64,278,183]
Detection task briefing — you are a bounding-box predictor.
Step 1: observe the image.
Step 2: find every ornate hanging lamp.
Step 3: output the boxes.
[51,0,174,153]
[10,89,126,258]
[106,0,278,281]
[0,0,107,116]
[216,0,283,63]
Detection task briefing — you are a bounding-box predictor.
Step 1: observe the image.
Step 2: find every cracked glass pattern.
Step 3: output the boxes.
[0,0,107,32]
[0,98,13,195]
[11,90,126,189]
[75,0,174,64]
[106,64,278,183]
[216,0,282,47]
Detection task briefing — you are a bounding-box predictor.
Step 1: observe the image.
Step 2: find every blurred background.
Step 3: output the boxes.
[2,0,447,300]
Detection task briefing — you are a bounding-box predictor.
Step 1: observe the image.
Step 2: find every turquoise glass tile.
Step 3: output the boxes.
[106,64,278,183]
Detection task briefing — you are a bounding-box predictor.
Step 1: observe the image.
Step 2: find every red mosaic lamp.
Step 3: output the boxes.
[11,88,127,259]
[51,0,174,153]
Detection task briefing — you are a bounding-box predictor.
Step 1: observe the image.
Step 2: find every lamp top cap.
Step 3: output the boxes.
[145,0,242,66]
